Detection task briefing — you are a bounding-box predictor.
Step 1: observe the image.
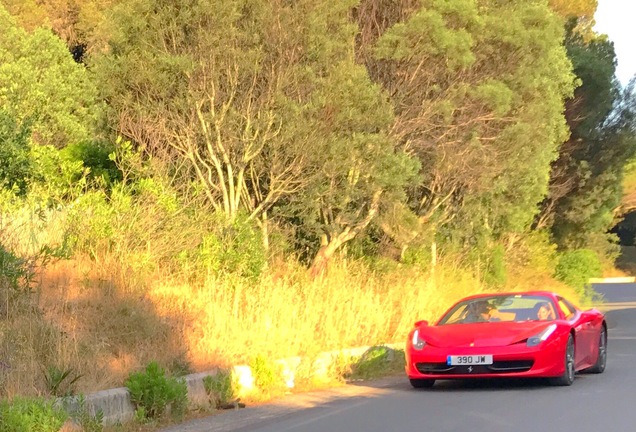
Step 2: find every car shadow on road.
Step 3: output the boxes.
[427,378,556,391]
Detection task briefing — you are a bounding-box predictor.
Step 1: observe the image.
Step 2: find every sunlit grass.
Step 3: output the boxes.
[0,202,583,398]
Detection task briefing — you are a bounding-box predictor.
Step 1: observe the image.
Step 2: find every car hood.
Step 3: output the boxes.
[419,321,554,348]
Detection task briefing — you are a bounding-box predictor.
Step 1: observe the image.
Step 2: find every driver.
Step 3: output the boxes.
[465,301,492,323]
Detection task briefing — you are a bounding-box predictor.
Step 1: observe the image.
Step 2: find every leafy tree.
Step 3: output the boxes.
[537,33,636,255]
[357,0,576,260]
[93,0,417,272]
[0,4,103,148]
[92,0,316,226]
[548,0,597,18]
[618,149,636,217]
[1,0,116,59]
[0,109,31,194]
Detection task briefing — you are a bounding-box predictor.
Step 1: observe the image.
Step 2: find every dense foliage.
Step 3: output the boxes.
[1,0,636,401]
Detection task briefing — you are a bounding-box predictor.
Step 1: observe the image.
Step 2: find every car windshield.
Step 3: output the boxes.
[438,295,558,325]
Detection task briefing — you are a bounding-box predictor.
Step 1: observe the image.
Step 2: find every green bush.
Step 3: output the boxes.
[0,243,30,291]
[42,365,82,397]
[555,249,602,302]
[347,346,405,380]
[61,395,104,432]
[203,369,236,409]
[521,230,558,275]
[61,141,122,188]
[401,245,432,270]
[125,361,188,421]
[483,244,507,287]
[0,397,68,432]
[249,355,283,394]
[0,109,32,195]
[198,215,267,280]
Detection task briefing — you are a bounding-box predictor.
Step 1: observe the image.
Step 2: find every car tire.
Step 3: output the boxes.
[410,378,435,389]
[550,334,575,386]
[586,326,607,374]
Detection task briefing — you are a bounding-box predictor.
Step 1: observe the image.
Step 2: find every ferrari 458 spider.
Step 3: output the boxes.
[406,291,607,388]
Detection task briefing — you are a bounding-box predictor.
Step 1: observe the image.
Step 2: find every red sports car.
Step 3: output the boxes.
[405,291,607,388]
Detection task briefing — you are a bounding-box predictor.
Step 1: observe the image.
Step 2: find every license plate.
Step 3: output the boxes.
[447,355,493,366]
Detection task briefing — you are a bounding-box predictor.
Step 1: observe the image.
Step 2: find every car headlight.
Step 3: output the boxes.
[412,329,426,350]
[527,324,557,347]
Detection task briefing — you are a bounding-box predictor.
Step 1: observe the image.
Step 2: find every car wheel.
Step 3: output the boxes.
[587,326,607,374]
[550,334,575,386]
[410,378,435,389]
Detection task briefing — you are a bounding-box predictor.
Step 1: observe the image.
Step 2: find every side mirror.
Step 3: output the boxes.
[414,320,429,327]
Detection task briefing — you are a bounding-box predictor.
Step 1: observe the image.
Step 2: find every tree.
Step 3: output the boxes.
[548,0,597,37]
[538,33,636,254]
[288,64,418,276]
[0,5,103,148]
[92,0,418,270]
[356,0,576,257]
[0,110,31,194]
[92,0,316,225]
[1,0,116,59]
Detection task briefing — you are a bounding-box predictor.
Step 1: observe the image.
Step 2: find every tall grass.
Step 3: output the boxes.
[146,259,486,368]
[0,193,581,398]
[0,251,577,398]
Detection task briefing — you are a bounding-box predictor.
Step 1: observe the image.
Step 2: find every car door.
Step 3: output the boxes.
[556,297,591,368]
[576,310,604,365]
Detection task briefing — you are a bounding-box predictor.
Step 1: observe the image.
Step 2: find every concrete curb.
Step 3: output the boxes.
[61,343,404,426]
[589,277,636,283]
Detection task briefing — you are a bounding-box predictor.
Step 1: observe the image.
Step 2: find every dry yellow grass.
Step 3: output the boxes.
[0,201,585,398]
[0,248,583,399]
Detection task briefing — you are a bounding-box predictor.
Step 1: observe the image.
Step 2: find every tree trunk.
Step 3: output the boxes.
[309,190,383,278]
[310,236,344,279]
[430,240,437,274]
[260,211,270,251]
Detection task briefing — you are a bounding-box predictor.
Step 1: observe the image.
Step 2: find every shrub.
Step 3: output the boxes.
[198,215,266,280]
[483,244,507,287]
[347,346,406,380]
[555,249,602,302]
[203,369,236,409]
[61,394,104,432]
[42,365,82,397]
[125,361,188,421]
[0,243,31,291]
[249,355,283,395]
[61,141,122,188]
[0,397,68,432]
[0,109,31,195]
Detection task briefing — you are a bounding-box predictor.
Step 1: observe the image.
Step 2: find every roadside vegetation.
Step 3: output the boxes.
[1,0,635,429]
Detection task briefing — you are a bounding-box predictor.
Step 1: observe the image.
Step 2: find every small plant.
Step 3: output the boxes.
[65,395,104,432]
[555,249,602,302]
[0,243,31,291]
[347,346,406,380]
[0,397,68,432]
[125,361,188,422]
[169,355,192,378]
[203,369,236,409]
[249,355,279,390]
[43,365,83,397]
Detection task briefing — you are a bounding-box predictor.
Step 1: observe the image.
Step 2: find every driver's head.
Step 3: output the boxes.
[470,300,490,314]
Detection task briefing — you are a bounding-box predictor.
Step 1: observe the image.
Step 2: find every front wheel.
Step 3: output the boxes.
[410,378,435,389]
[586,326,607,374]
[550,334,575,386]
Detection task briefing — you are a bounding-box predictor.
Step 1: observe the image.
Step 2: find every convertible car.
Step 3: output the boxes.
[406,291,607,388]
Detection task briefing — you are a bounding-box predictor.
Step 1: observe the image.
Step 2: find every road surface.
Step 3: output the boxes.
[162,283,636,432]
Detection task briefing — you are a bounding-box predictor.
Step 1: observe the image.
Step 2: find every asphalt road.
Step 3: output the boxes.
[163,283,636,432]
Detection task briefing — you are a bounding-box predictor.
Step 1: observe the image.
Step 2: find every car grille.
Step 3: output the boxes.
[416,360,534,375]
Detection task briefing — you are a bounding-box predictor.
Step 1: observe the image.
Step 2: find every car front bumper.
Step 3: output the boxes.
[406,335,567,380]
